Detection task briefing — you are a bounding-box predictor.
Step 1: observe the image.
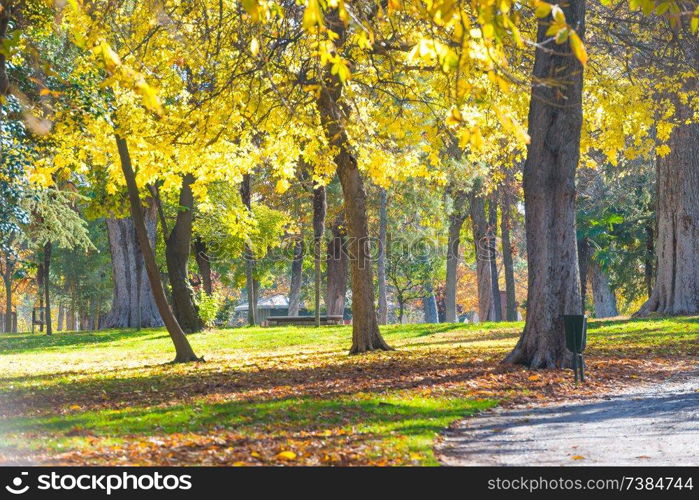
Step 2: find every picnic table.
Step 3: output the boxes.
[265,315,344,326]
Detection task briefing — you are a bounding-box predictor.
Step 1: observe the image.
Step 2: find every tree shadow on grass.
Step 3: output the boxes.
[0,393,495,442]
[0,329,168,354]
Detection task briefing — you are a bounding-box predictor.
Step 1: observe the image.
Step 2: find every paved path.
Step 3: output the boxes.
[437,371,699,466]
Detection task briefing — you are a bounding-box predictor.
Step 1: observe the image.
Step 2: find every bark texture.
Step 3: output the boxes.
[193,237,213,296]
[590,260,618,318]
[0,1,9,97]
[326,212,348,317]
[635,113,699,316]
[422,284,439,323]
[445,189,468,322]
[43,241,52,335]
[577,237,591,307]
[377,188,389,325]
[241,174,257,326]
[102,207,163,329]
[500,182,517,321]
[116,136,199,362]
[470,190,494,322]
[288,235,304,316]
[313,186,327,326]
[164,174,203,333]
[316,8,390,353]
[487,196,502,322]
[504,0,585,368]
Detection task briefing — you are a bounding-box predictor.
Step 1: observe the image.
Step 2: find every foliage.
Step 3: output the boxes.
[195,290,225,328]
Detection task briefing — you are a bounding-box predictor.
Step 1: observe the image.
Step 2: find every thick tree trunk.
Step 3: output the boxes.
[164,174,203,333]
[116,135,199,362]
[470,190,494,321]
[288,236,304,316]
[590,260,618,318]
[500,183,517,321]
[43,241,52,335]
[193,237,213,296]
[488,196,502,322]
[445,190,467,322]
[377,188,389,325]
[102,207,163,329]
[316,8,390,353]
[326,213,348,317]
[422,284,439,323]
[635,116,699,316]
[313,186,327,326]
[504,0,585,368]
[241,174,257,326]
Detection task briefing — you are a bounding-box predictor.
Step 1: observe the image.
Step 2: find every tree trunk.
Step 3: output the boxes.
[36,262,44,333]
[0,0,9,97]
[193,237,213,296]
[3,271,12,333]
[57,302,64,331]
[102,207,163,329]
[445,190,467,322]
[422,284,439,323]
[116,135,199,362]
[66,301,75,332]
[43,241,52,335]
[504,0,585,369]
[313,186,326,326]
[470,190,494,321]
[635,117,699,316]
[287,236,304,316]
[644,222,654,299]
[488,196,502,322]
[89,296,99,330]
[326,212,348,317]
[241,174,257,326]
[315,8,390,353]
[500,183,517,321]
[377,189,389,324]
[590,260,618,318]
[577,237,591,308]
[164,174,203,333]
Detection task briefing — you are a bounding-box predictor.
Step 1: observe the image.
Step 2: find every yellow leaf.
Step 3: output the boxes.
[569,31,588,66]
[572,455,585,460]
[445,106,463,126]
[551,5,566,23]
[275,450,297,460]
[528,374,541,381]
[250,38,260,57]
[534,1,553,18]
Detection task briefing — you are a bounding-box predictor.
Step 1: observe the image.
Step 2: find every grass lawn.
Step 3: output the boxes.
[1,317,697,466]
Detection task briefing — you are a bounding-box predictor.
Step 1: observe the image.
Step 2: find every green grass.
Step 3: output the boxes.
[1,316,697,465]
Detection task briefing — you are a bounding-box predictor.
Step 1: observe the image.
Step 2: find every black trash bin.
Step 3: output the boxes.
[564,314,587,383]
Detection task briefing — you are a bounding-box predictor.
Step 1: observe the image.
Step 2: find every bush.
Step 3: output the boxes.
[196,290,224,327]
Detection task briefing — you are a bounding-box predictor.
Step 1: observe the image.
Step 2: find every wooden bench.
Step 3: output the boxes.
[265,315,344,326]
